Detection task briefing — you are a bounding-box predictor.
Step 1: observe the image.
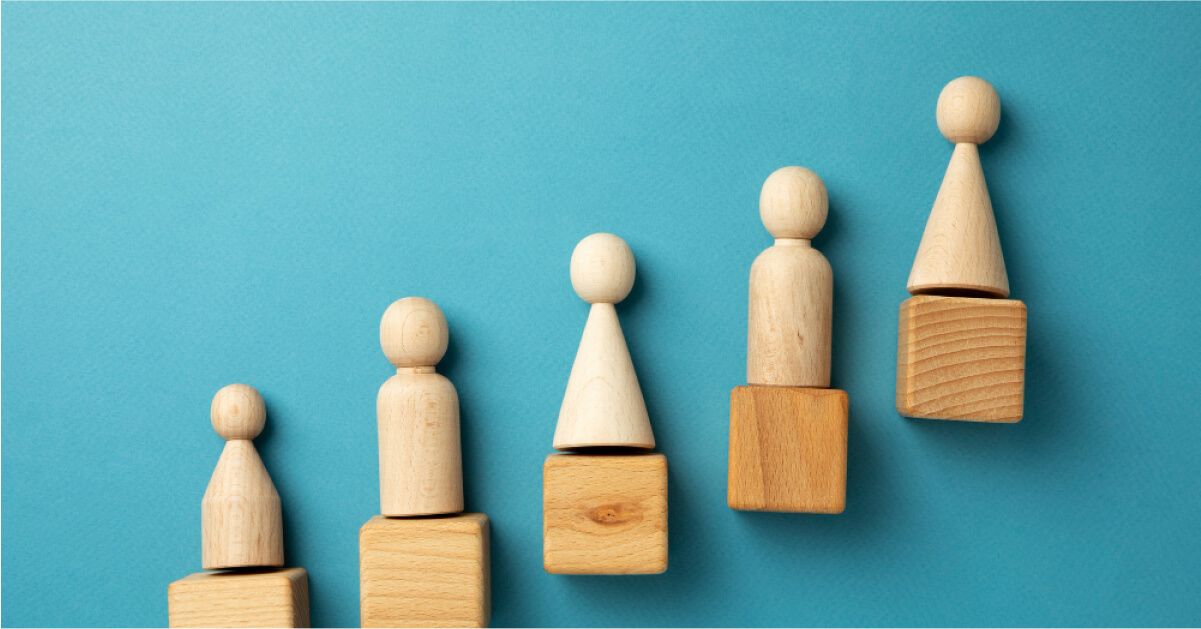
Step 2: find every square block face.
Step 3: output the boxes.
[168,567,309,628]
[897,295,1027,423]
[543,453,668,575]
[359,513,490,628]
[728,386,848,513]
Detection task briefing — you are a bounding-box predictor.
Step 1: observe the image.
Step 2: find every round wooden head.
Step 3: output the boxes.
[759,166,828,240]
[937,76,1000,144]
[380,297,449,369]
[571,233,636,304]
[211,384,266,441]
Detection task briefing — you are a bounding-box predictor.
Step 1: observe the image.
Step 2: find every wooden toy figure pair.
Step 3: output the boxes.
[727,76,1028,515]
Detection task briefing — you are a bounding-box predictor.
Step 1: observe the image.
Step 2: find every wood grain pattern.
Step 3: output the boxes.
[168,567,309,628]
[554,234,655,449]
[748,166,833,388]
[359,514,490,628]
[203,384,284,569]
[908,76,1010,298]
[728,386,847,513]
[543,453,667,574]
[896,295,1026,423]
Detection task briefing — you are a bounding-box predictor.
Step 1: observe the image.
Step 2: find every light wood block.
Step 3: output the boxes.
[728,386,847,513]
[896,295,1026,422]
[543,453,667,575]
[359,513,490,628]
[168,567,309,628]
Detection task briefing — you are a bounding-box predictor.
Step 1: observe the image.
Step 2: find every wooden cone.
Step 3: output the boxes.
[907,142,1010,298]
[202,440,284,569]
[553,303,655,450]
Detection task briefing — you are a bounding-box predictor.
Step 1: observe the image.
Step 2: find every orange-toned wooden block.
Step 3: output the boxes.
[728,386,847,513]
[167,567,309,628]
[543,453,668,575]
[897,294,1027,423]
[359,514,490,628]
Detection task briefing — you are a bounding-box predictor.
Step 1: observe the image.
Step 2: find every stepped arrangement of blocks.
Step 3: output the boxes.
[167,385,310,628]
[161,74,1031,626]
[897,76,1028,423]
[360,297,491,628]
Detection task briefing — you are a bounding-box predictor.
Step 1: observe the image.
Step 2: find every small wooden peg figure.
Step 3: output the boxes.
[171,384,309,628]
[553,233,654,450]
[897,76,1027,423]
[748,166,833,388]
[729,167,848,514]
[202,384,284,569]
[377,297,464,516]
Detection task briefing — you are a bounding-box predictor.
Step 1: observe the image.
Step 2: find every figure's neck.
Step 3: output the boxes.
[397,366,436,375]
[774,238,811,247]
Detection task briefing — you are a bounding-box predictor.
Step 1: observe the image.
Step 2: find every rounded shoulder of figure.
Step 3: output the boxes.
[377,371,458,400]
[751,242,832,274]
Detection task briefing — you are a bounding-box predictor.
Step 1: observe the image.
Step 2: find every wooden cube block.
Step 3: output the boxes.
[359,513,490,628]
[897,295,1027,423]
[728,386,847,513]
[168,567,309,628]
[543,453,668,575]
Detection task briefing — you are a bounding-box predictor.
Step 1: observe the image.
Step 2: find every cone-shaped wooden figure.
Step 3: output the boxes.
[728,167,848,513]
[897,77,1028,423]
[168,385,310,628]
[908,76,1009,297]
[544,234,667,575]
[361,298,490,628]
[553,234,654,449]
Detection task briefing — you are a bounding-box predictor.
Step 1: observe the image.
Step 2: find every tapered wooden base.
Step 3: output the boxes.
[897,295,1026,423]
[359,514,490,628]
[167,567,309,628]
[543,453,668,574]
[728,386,847,513]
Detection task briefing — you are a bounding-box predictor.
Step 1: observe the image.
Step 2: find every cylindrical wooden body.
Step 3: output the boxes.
[377,369,464,516]
[202,440,284,569]
[747,240,833,387]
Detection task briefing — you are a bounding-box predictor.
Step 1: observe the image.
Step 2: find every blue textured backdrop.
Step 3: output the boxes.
[4,3,1200,627]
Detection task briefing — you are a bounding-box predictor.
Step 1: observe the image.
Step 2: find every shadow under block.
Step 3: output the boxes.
[728,386,848,513]
[168,567,309,628]
[897,294,1027,423]
[359,513,490,628]
[543,453,668,575]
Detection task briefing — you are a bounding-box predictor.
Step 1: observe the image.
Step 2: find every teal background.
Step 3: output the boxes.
[4,2,1201,627]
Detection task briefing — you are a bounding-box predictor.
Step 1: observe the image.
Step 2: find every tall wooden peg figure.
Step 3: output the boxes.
[360,297,491,628]
[543,233,668,574]
[897,77,1028,422]
[728,167,849,513]
[168,384,310,628]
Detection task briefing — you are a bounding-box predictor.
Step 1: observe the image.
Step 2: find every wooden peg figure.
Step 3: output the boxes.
[377,297,463,516]
[203,384,284,569]
[728,167,848,514]
[896,77,1028,423]
[169,384,309,628]
[543,233,667,575]
[553,233,654,449]
[360,297,490,627]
